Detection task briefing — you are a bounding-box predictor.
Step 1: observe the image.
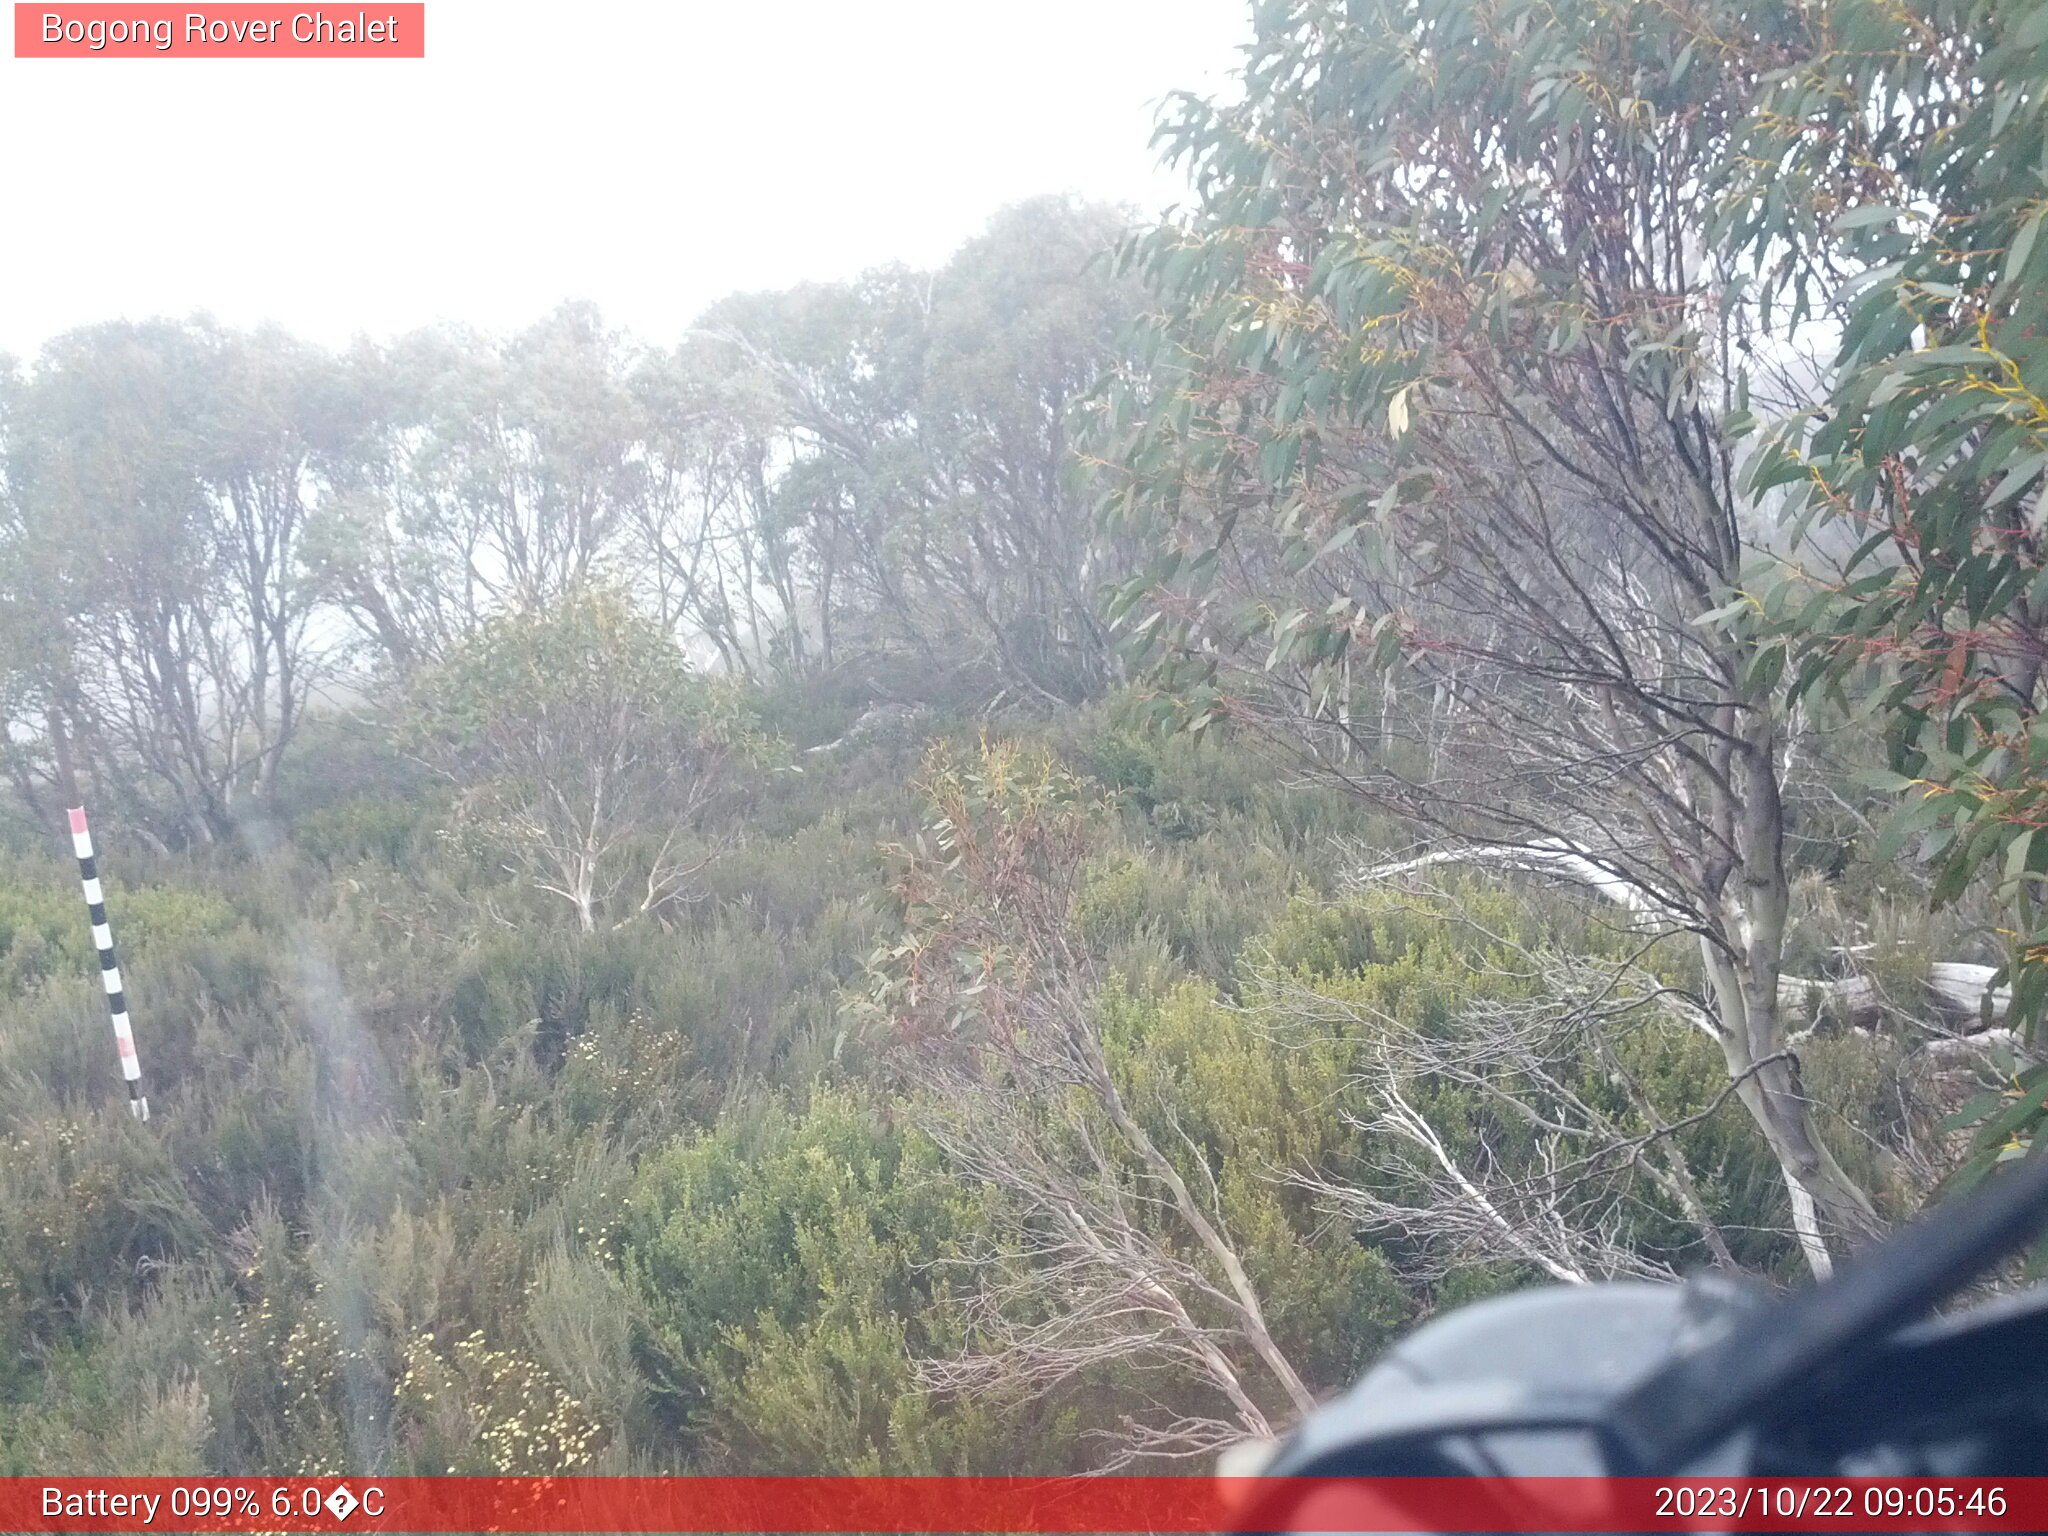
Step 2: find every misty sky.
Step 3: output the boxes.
[0,1,1249,356]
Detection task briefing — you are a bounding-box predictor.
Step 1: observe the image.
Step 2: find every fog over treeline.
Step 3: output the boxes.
[0,196,1131,848]
[4,0,2045,1482]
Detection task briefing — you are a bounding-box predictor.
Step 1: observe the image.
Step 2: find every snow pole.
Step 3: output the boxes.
[67,806,148,1120]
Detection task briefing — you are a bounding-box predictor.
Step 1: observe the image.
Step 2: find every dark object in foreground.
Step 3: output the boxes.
[1245,1151,2048,1512]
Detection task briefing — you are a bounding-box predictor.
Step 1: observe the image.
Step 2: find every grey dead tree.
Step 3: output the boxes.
[910,969,1316,1464]
[867,745,1312,1466]
[408,586,745,933]
[1240,923,1748,1286]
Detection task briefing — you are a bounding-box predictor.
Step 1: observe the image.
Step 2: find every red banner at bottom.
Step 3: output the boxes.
[7,1475,2043,1533]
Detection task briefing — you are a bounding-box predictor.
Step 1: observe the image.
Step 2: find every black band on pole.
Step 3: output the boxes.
[67,806,148,1121]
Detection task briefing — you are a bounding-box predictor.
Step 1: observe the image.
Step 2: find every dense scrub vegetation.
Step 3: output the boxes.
[5,0,2045,1477]
[1,683,1939,1473]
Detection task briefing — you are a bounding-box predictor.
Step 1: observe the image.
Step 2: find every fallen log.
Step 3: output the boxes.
[1779,962,2009,1026]
[1357,846,2013,1031]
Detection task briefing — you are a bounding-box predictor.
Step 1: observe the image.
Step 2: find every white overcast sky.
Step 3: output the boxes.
[0,1,1251,357]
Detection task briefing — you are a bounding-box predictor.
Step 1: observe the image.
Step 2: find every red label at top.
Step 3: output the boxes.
[14,4,425,56]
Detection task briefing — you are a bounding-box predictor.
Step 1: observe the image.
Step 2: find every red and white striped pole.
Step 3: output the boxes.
[67,806,148,1121]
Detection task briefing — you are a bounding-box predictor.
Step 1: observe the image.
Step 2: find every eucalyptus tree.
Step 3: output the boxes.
[1090,0,1878,1270]
[902,197,1136,701]
[678,269,931,680]
[1702,0,2048,1188]
[1726,3,2048,1033]
[1,321,344,843]
[311,305,645,674]
[678,199,1139,697]
[625,340,792,678]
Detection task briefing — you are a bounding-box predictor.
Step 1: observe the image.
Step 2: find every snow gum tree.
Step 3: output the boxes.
[1088,0,1879,1272]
